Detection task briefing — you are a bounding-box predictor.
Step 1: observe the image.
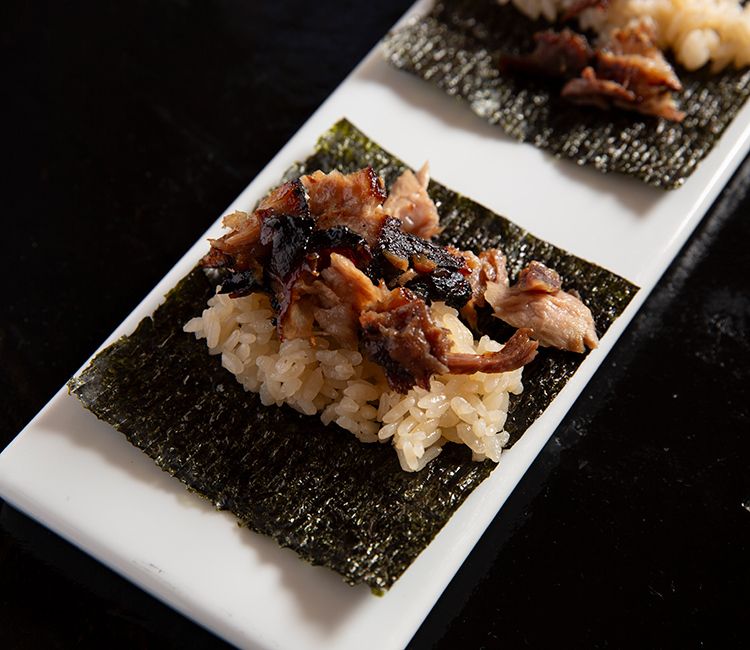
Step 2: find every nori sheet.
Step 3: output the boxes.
[69,119,638,590]
[383,0,750,189]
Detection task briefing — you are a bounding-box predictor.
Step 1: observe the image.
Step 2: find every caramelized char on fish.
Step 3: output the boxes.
[502,20,685,122]
[200,166,598,391]
[360,287,453,392]
[375,216,472,308]
[563,21,685,121]
[301,167,387,245]
[500,29,593,78]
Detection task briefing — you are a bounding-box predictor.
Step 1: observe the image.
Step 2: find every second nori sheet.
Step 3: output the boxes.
[383,0,750,189]
[69,119,638,590]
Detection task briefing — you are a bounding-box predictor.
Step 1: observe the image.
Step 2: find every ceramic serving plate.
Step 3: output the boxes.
[2,1,750,648]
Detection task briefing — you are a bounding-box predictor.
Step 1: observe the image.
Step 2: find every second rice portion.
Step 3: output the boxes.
[498,0,750,71]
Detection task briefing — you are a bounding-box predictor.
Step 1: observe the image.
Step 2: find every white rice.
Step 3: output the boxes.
[183,290,524,472]
[498,0,750,71]
[498,0,573,22]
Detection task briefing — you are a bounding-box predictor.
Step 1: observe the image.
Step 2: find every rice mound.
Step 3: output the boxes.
[498,0,750,71]
[183,290,524,472]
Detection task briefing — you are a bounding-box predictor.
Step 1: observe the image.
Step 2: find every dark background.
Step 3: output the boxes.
[1,1,748,648]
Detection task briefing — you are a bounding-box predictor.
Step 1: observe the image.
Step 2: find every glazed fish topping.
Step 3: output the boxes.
[200,166,599,392]
[502,20,685,121]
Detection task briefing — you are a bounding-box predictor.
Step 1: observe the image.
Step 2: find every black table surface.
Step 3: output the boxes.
[2,2,748,648]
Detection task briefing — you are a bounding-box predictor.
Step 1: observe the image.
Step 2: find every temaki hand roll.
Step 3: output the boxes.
[69,119,637,590]
[384,0,750,188]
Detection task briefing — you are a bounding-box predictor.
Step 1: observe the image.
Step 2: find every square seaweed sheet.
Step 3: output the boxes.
[384,0,750,189]
[69,119,637,590]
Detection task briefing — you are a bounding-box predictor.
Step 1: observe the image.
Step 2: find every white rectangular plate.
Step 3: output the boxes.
[2,1,750,648]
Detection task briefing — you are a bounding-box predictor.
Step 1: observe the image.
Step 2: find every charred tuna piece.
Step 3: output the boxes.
[451,247,507,328]
[383,162,441,239]
[255,177,309,219]
[403,268,473,310]
[259,217,375,341]
[502,20,684,122]
[374,217,473,308]
[598,20,682,92]
[563,20,685,121]
[360,287,453,393]
[454,250,598,353]
[485,260,599,353]
[273,253,384,348]
[202,165,441,279]
[202,178,310,273]
[302,165,444,243]
[562,66,644,111]
[360,287,538,392]
[310,253,384,346]
[301,167,388,246]
[258,214,316,333]
[376,216,465,274]
[217,270,260,298]
[500,29,593,79]
[202,167,383,277]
